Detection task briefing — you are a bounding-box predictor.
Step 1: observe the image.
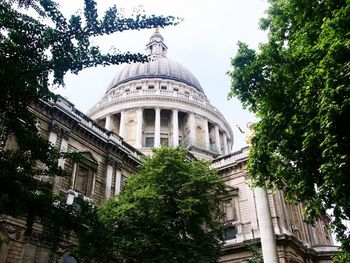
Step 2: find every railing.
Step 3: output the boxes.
[88,88,212,114]
[181,137,220,154]
[53,96,142,159]
[211,146,249,169]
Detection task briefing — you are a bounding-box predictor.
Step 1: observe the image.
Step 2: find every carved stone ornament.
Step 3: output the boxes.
[61,129,71,140]
[106,157,115,167]
[49,122,60,134]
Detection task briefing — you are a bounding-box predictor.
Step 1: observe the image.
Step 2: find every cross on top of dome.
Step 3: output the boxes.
[146,27,168,57]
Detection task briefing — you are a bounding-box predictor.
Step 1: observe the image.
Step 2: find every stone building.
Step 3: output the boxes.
[1,97,142,262]
[0,30,338,262]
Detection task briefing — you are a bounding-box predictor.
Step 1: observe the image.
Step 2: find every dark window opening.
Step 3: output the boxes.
[145,137,154,147]
[160,137,169,146]
[225,226,237,240]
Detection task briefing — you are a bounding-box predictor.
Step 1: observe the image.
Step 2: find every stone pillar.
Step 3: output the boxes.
[189,112,196,145]
[48,123,59,145]
[135,108,143,148]
[255,187,279,263]
[119,111,125,138]
[105,114,112,131]
[105,158,114,200]
[223,132,228,155]
[204,119,210,151]
[154,107,161,147]
[172,109,179,147]
[22,241,37,263]
[115,167,122,195]
[54,130,70,193]
[214,125,221,154]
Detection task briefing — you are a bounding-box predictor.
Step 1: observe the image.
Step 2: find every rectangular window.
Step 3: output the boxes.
[173,88,179,92]
[225,226,237,240]
[136,86,142,90]
[160,137,168,146]
[161,86,167,90]
[145,137,154,147]
[148,85,154,89]
[74,164,94,196]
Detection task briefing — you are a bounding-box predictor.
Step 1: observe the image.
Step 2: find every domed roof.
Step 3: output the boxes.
[107,57,204,93]
[107,30,204,94]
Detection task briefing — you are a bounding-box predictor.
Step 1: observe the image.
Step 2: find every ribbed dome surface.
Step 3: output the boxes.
[106,57,204,93]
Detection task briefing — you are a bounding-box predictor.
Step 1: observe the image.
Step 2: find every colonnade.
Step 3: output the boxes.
[104,108,231,155]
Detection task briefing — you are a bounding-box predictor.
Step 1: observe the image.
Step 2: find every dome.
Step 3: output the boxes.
[106,57,204,93]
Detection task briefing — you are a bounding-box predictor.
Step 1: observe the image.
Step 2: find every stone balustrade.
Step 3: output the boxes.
[211,146,249,169]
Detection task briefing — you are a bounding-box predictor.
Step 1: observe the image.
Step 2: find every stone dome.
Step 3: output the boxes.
[106,57,204,93]
[88,30,234,159]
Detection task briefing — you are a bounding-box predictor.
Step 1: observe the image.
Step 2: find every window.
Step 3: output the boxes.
[72,152,98,197]
[145,137,154,147]
[173,88,179,92]
[161,86,167,90]
[148,85,154,89]
[225,226,237,240]
[74,163,94,196]
[160,137,168,146]
[136,86,142,90]
[125,89,130,92]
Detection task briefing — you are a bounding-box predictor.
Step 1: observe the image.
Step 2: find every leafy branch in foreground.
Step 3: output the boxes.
[78,147,227,263]
[228,0,350,251]
[0,0,178,253]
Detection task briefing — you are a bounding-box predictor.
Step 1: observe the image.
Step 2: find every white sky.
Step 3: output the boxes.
[54,0,269,151]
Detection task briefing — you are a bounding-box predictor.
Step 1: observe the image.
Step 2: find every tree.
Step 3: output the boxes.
[78,147,227,262]
[0,0,177,253]
[227,0,350,251]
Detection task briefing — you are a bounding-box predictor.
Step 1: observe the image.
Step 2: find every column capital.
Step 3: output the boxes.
[106,157,115,167]
[49,122,60,134]
[61,129,70,140]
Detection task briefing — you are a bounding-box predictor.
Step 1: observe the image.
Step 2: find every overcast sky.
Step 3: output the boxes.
[54,0,269,151]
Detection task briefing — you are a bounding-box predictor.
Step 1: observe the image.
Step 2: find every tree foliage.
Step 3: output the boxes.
[0,0,177,252]
[228,0,350,250]
[78,147,227,263]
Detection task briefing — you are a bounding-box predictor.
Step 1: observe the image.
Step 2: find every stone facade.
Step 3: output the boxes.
[0,96,141,263]
[213,147,337,262]
[1,30,338,262]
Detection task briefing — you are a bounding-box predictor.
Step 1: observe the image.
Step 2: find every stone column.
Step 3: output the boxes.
[105,158,114,200]
[105,114,113,131]
[189,112,196,145]
[154,107,161,147]
[255,187,279,263]
[223,132,229,155]
[135,108,143,148]
[48,122,59,145]
[204,119,210,151]
[22,241,37,263]
[54,130,70,193]
[214,125,221,154]
[172,109,179,147]
[119,111,125,138]
[115,167,122,195]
